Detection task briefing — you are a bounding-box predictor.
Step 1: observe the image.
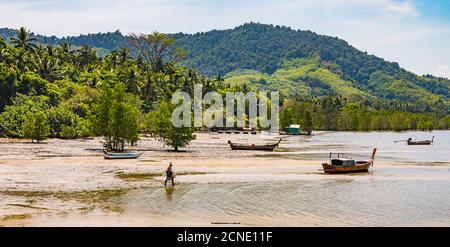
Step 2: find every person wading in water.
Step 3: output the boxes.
[165,162,175,186]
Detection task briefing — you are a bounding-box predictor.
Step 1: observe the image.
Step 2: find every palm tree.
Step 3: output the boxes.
[76,44,97,68]
[118,47,130,64]
[0,43,10,63]
[105,50,119,68]
[10,27,38,52]
[56,43,75,64]
[32,55,64,82]
[13,48,32,72]
[120,66,142,94]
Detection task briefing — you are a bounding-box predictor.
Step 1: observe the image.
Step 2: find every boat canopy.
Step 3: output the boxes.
[331,158,356,167]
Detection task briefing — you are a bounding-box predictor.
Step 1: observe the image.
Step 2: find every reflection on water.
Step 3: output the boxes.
[165,187,174,201]
[119,175,450,226]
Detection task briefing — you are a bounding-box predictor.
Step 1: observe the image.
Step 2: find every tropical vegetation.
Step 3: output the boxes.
[0,25,449,148]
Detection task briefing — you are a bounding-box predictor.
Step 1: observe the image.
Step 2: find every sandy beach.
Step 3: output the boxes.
[1,131,450,226]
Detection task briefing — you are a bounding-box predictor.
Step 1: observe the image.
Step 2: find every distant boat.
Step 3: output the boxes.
[407,136,434,145]
[103,150,143,159]
[285,124,312,135]
[228,139,282,151]
[395,136,434,145]
[322,148,377,174]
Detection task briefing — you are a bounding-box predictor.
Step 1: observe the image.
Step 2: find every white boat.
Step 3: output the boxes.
[103,151,143,159]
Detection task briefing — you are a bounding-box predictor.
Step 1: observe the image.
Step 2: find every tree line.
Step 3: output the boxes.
[280,96,449,132]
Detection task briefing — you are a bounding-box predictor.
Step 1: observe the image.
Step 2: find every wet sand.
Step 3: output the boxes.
[1,131,449,226]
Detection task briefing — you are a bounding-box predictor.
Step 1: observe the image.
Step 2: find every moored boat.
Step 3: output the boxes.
[407,136,434,145]
[285,124,312,135]
[228,139,282,151]
[322,148,377,174]
[103,150,143,159]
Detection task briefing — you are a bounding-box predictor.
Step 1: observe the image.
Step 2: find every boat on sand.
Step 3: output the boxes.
[322,148,377,174]
[103,150,143,159]
[228,139,282,151]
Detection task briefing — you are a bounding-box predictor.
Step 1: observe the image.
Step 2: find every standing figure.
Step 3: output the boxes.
[165,162,174,187]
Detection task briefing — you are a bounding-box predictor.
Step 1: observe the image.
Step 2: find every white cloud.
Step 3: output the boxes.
[0,0,448,77]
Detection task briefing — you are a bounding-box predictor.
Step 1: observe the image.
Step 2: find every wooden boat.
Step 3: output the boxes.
[228,139,282,151]
[285,124,312,136]
[103,150,143,159]
[407,136,434,145]
[322,148,377,174]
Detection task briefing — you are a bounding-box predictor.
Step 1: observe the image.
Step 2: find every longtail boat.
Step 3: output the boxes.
[322,148,377,174]
[407,136,434,145]
[103,150,143,159]
[228,138,282,151]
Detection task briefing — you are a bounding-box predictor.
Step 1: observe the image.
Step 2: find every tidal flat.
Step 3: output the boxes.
[0,131,449,226]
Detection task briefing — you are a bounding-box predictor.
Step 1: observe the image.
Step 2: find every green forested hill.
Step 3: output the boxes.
[223,56,449,111]
[1,27,449,136]
[0,23,449,111]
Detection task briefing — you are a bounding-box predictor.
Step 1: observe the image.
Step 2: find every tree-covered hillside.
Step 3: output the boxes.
[224,56,449,113]
[1,23,448,110]
[0,27,449,136]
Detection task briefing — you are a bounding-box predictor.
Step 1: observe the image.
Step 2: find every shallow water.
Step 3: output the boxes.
[114,131,450,226]
[119,175,450,226]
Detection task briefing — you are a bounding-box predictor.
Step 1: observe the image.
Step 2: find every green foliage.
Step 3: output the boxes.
[225,57,448,112]
[0,64,19,110]
[144,101,196,151]
[59,125,77,139]
[10,27,38,52]
[93,83,140,151]
[302,109,313,133]
[280,96,444,132]
[0,94,49,137]
[1,25,449,143]
[22,111,50,143]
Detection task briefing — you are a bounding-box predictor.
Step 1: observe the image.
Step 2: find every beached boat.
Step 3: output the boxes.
[103,150,143,159]
[322,148,377,174]
[407,136,434,145]
[228,139,282,151]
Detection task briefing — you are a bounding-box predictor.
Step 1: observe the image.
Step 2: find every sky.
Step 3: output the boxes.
[0,0,449,78]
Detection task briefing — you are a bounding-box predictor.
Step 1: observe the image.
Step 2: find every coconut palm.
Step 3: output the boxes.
[10,27,38,52]
[56,43,76,63]
[118,47,130,64]
[120,66,142,94]
[13,48,32,72]
[32,55,64,82]
[76,45,97,68]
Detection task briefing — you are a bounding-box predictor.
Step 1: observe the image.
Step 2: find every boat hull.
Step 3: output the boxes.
[228,139,282,151]
[407,141,432,145]
[229,144,278,151]
[103,152,143,159]
[322,162,372,174]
